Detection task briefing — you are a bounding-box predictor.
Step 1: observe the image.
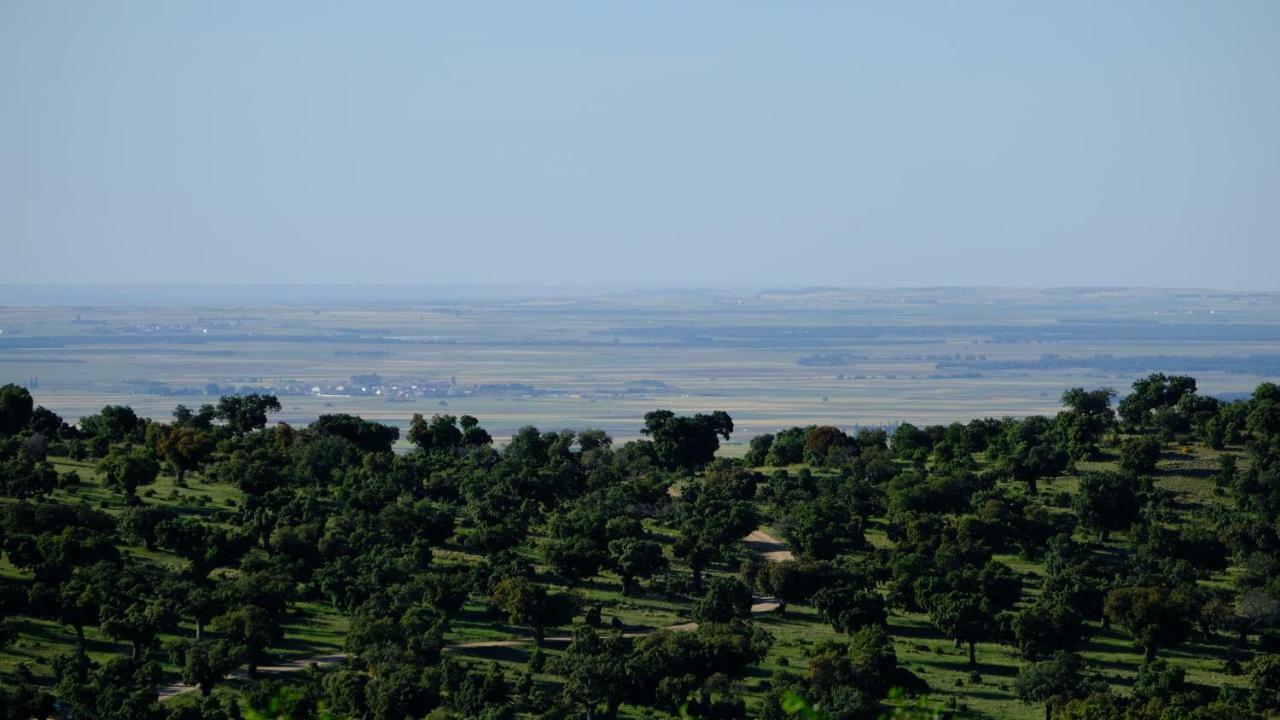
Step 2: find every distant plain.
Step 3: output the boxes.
[1,286,1277,442]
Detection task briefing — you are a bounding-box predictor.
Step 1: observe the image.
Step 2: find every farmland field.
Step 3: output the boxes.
[2,286,1278,442]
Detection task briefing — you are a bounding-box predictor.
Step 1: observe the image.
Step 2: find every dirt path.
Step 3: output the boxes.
[159,529,794,699]
[743,529,795,563]
[156,654,348,700]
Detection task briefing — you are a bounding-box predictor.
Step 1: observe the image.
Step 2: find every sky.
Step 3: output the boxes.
[2,2,1278,290]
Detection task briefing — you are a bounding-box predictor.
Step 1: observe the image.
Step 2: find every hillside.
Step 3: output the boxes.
[1,375,1279,720]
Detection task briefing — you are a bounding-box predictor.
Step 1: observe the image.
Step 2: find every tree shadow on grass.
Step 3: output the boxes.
[273,634,340,658]
[453,606,505,625]
[564,578,617,594]
[886,621,946,641]
[927,658,1018,679]
[449,645,531,663]
[754,609,825,628]
[957,688,1022,704]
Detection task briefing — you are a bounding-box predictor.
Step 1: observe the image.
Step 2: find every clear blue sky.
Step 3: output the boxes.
[3,2,1278,289]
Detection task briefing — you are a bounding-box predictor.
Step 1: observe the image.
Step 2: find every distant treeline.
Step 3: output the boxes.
[937,353,1280,376]
[796,352,869,366]
[604,322,1280,347]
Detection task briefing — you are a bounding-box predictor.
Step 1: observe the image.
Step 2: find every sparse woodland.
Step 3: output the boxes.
[1,374,1280,719]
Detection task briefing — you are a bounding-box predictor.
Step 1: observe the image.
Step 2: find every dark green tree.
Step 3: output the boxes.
[693,576,753,624]
[673,479,758,590]
[171,639,242,696]
[745,433,774,466]
[1119,435,1162,476]
[812,583,888,635]
[0,383,34,437]
[80,404,143,445]
[100,447,160,504]
[407,413,463,452]
[1014,651,1095,720]
[786,497,866,560]
[213,394,281,434]
[1011,596,1084,660]
[309,414,400,454]
[1103,586,1196,661]
[556,626,633,720]
[640,410,734,472]
[993,416,1069,495]
[1073,472,1139,542]
[607,537,667,596]
[212,605,278,678]
[928,590,995,665]
[150,424,215,484]
[1246,653,1280,710]
[489,577,578,646]
[753,560,832,617]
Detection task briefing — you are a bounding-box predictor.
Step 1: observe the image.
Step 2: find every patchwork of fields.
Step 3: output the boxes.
[2,286,1278,441]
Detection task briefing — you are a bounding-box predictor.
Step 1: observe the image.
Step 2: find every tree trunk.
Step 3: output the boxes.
[74,623,86,652]
[195,618,204,642]
[1045,703,1052,720]
[968,640,977,665]
[691,564,703,592]
[1027,478,1038,495]
[954,637,962,649]
[1144,644,1156,662]
[200,682,212,697]
[777,600,787,617]
[175,467,186,486]
[131,641,140,660]
[248,659,258,679]
[533,624,545,647]
[606,699,622,720]
[1099,528,1109,543]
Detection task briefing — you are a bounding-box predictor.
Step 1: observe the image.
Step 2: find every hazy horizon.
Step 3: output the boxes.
[5,2,1280,289]
[2,283,1280,309]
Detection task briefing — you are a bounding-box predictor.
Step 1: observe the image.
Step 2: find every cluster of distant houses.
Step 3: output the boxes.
[126,375,543,402]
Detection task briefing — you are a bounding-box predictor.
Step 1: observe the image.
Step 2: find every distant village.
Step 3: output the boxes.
[121,374,539,401]
[119,374,682,402]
